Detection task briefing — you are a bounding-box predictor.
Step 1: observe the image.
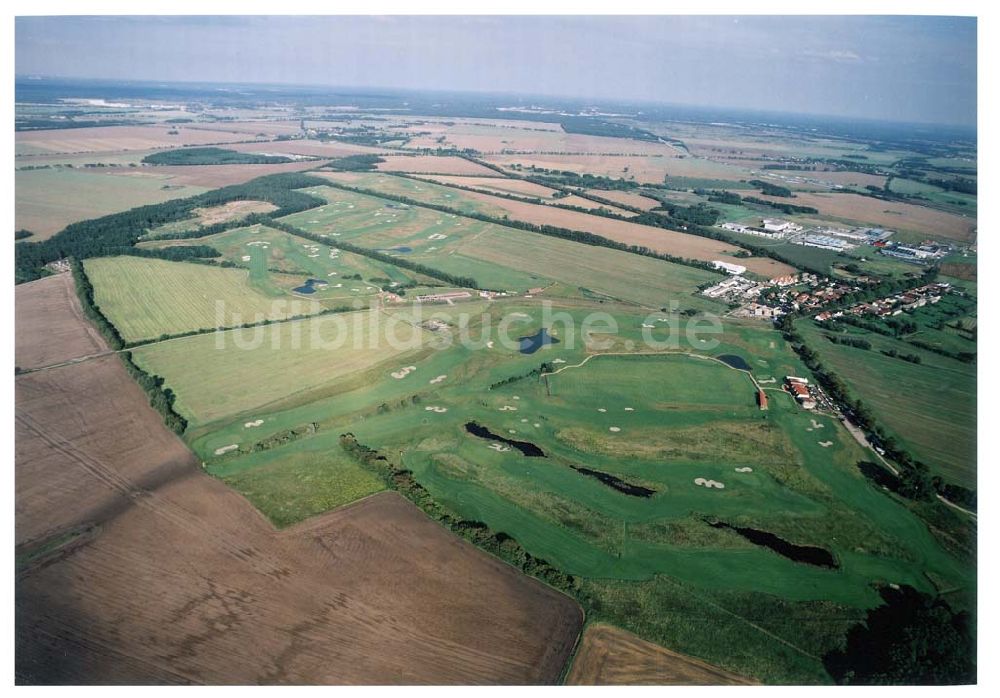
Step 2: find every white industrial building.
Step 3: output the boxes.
[711,260,747,275]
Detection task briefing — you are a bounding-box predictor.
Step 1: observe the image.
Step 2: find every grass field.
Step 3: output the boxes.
[16,168,208,239]
[130,308,426,426]
[85,256,329,342]
[209,447,386,527]
[798,320,976,487]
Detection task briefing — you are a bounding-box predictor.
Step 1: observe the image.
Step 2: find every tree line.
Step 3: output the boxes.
[69,258,187,434]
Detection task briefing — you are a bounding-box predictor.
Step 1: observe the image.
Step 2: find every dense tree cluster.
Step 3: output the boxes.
[748,179,794,198]
[142,147,295,165]
[824,585,974,685]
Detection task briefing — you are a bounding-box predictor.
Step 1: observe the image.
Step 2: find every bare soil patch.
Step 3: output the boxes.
[16,125,256,156]
[566,624,755,685]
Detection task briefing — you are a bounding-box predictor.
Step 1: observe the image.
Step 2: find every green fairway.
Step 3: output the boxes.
[84,256,325,342]
[799,320,976,488]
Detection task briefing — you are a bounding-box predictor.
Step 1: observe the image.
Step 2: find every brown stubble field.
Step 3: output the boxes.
[15,125,262,156]
[375,154,504,176]
[566,624,756,685]
[15,275,583,685]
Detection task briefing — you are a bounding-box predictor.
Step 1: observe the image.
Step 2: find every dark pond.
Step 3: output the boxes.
[464,422,546,457]
[709,521,839,569]
[716,354,752,371]
[518,328,560,355]
[572,466,655,498]
[292,278,328,294]
[390,246,412,253]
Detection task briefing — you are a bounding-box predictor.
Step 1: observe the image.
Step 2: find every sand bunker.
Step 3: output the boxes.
[624,407,635,412]
[241,255,251,261]
[520,418,528,423]
[609,427,621,433]
[641,323,655,329]
[428,233,448,241]
[213,444,238,456]
[244,419,264,428]
[499,405,518,411]
[734,467,753,473]
[391,366,417,380]
[423,406,448,413]
[552,358,566,364]
[818,441,833,448]
[597,408,607,413]
[488,443,511,452]
[811,419,824,429]
[694,478,725,489]
[758,377,777,384]
[508,429,517,434]
[533,423,541,428]
[486,341,495,349]
[512,396,520,400]
[429,375,447,384]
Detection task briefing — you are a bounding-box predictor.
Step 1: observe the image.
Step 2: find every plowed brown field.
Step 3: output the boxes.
[566,624,755,685]
[15,275,583,685]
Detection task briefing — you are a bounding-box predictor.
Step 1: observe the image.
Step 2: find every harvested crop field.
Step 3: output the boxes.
[746,191,977,242]
[375,155,502,176]
[15,273,106,370]
[120,159,323,188]
[15,168,209,239]
[15,276,583,684]
[567,624,755,685]
[15,125,255,156]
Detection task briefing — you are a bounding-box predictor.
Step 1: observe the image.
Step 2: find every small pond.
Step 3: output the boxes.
[464,422,546,457]
[716,354,752,371]
[518,328,560,355]
[293,278,328,294]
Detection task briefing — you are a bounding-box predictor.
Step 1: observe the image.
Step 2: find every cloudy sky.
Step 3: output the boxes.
[16,15,977,126]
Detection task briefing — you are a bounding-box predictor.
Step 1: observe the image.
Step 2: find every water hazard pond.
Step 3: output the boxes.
[709,521,839,568]
[518,328,559,355]
[716,354,752,371]
[293,278,328,294]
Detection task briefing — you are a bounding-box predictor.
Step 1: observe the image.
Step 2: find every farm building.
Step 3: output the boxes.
[762,219,794,233]
[757,389,768,410]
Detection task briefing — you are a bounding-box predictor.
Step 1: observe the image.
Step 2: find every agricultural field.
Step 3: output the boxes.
[375,154,503,176]
[15,168,209,239]
[567,624,755,685]
[798,320,976,488]
[84,256,326,342]
[14,124,256,156]
[318,172,796,277]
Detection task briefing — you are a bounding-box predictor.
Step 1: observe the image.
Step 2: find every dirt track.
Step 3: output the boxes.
[567,624,755,685]
[16,275,582,684]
